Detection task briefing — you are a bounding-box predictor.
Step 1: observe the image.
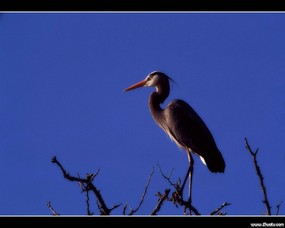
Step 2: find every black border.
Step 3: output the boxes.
[0,216,285,226]
[0,1,285,11]
[1,0,285,224]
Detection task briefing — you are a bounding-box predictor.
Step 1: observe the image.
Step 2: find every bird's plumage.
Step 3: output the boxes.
[125,71,225,173]
[160,99,225,173]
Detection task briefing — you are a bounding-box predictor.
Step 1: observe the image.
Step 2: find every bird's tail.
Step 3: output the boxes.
[200,149,226,173]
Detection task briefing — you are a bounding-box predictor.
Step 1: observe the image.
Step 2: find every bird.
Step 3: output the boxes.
[124,71,225,202]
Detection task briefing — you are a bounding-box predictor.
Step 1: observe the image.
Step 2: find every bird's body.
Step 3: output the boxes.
[152,98,225,173]
[125,71,225,173]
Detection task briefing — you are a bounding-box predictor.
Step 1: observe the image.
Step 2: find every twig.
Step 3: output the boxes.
[276,201,283,215]
[157,163,177,188]
[210,202,231,215]
[46,201,59,216]
[86,190,93,215]
[157,163,200,215]
[171,191,200,215]
[123,203,128,215]
[110,203,122,211]
[77,173,96,215]
[151,189,170,215]
[95,200,104,214]
[245,138,272,215]
[128,167,154,215]
[51,156,119,215]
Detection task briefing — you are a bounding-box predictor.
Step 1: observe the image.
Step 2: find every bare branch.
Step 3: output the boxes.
[85,190,93,215]
[151,189,170,215]
[110,203,122,211]
[51,156,116,215]
[157,163,200,215]
[276,201,283,215]
[86,170,100,184]
[245,138,272,215]
[128,167,154,215]
[77,174,94,215]
[171,191,200,215]
[84,183,110,214]
[217,211,227,215]
[46,201,59,216]
[157,163,177,187]
[123,203,128,215]
[95,199,104,215]
[210,202,231,215]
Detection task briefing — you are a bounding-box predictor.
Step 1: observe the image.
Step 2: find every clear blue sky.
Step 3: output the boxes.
[1,12,285,215]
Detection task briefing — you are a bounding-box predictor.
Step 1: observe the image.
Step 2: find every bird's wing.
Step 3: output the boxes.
[163,99,218,158]
[163,99,225,173]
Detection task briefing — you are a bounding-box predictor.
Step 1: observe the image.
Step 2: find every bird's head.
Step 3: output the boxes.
[124,71,171,92]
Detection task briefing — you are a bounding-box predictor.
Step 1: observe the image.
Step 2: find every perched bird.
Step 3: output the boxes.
[124,71,225,200]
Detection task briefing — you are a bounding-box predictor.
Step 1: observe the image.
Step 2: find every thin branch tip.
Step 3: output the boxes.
[210,202,231,215]
[276,201,283,215]
[151,189,170,215]
[245,138,271,215]
[128,167,154,215]
[52,158,112,215]
[46,201,59,216]
[51,156,57,163]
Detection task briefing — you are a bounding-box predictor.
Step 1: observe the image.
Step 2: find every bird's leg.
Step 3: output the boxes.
[180,148,194,203]
[179,149,194,215]
[180,161,191,194]
[187,150,194,205]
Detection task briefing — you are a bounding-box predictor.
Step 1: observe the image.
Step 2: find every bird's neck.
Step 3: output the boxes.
[149,92,162,112]
[148,84,169,115]
[156,83,170,104]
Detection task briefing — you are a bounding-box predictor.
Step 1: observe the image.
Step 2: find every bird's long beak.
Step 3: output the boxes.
[124,79,147,92]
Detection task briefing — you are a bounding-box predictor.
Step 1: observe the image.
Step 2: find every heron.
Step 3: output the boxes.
[124,71,225,204]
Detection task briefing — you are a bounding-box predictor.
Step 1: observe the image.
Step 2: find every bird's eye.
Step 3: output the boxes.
[147,75,152,81]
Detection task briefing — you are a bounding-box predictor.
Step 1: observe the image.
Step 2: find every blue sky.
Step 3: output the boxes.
[0,12,285,215]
